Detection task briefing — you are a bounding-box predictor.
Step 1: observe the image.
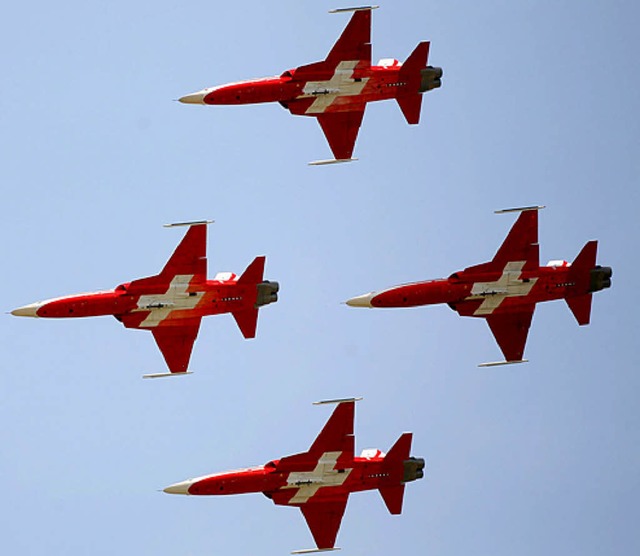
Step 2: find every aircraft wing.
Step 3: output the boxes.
[160,223,207,281]
[466,209,540,274]
[127,224,208,293]
[308,400,355,458]
[317,108,365,160]
[300,496,349,550]
[485,306,535,362]
[151,319,202,373]
[277,400,356,471]
[326,9,372,65]
[293,8,372,79]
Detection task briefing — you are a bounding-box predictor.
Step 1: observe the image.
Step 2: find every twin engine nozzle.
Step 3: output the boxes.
[255,281,280,308]
[419,66,443,92]
[589,266,613,293]
[403,457,426,483]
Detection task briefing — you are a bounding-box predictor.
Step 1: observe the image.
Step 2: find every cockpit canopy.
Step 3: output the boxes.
[546,259,570,268]
[377,58,401,67]
[213,272,237,282]
[360,448,385,459]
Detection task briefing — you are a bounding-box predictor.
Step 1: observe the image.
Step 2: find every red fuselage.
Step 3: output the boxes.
[195,64,426,114]
[17,278,263,328]
[349,263,597,316]
[11,224,280,374]
[166,453,414,503]
[164,400,423,549]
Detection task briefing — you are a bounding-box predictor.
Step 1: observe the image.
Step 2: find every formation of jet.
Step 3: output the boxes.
[164,398,424,552]
[346,207,612,365]
[7,4,615,554]
[179,6,442,164]
[11,221,279,377]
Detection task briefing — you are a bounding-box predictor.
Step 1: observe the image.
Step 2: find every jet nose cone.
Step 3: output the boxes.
[345,293,375,308]
[178,90,208,104]
[11,302,42,317]
[163,479,193,495]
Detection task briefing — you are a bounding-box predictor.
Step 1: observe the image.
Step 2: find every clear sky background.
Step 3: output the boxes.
[1,1,638,554]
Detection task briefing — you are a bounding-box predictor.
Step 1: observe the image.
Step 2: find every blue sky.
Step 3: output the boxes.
[1,1,638,554]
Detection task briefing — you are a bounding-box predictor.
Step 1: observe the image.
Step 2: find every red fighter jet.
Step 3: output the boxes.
[11,221,279,378]
[346,207,612,366]
[179,6,442,164]
[163,398,425,552]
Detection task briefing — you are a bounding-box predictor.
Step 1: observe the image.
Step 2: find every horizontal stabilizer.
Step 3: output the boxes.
[378,433,412,514]
[571,240,612,296]
[395,42,431,124]
[385,432,413,465]
[237,256,266,284]
[379,485,405,515]
[396,94,423,125]
[565,294,592,326]
[571,240,598,272]
[232,308,259,339]
[399,42,430,82]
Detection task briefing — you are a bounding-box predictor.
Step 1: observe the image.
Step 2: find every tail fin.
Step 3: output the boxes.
[399,42,430,83]
[232,308,259,339]
[565,241,598,325]
[232,256,275,339]
[378,433,413,515]
[232,257,264,338]
[237,256,265,284]
[379,484,405,515]
[385,432,413,465]
[565,294,593,326]
[396,94,423,125]
[396,42,431,125]
[571,241,598,276]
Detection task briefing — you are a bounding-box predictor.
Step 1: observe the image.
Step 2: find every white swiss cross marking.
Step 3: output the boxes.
[134,274,203,327]
[283,451,352,504]
[301,61,368,114]
[468,261,538,316]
